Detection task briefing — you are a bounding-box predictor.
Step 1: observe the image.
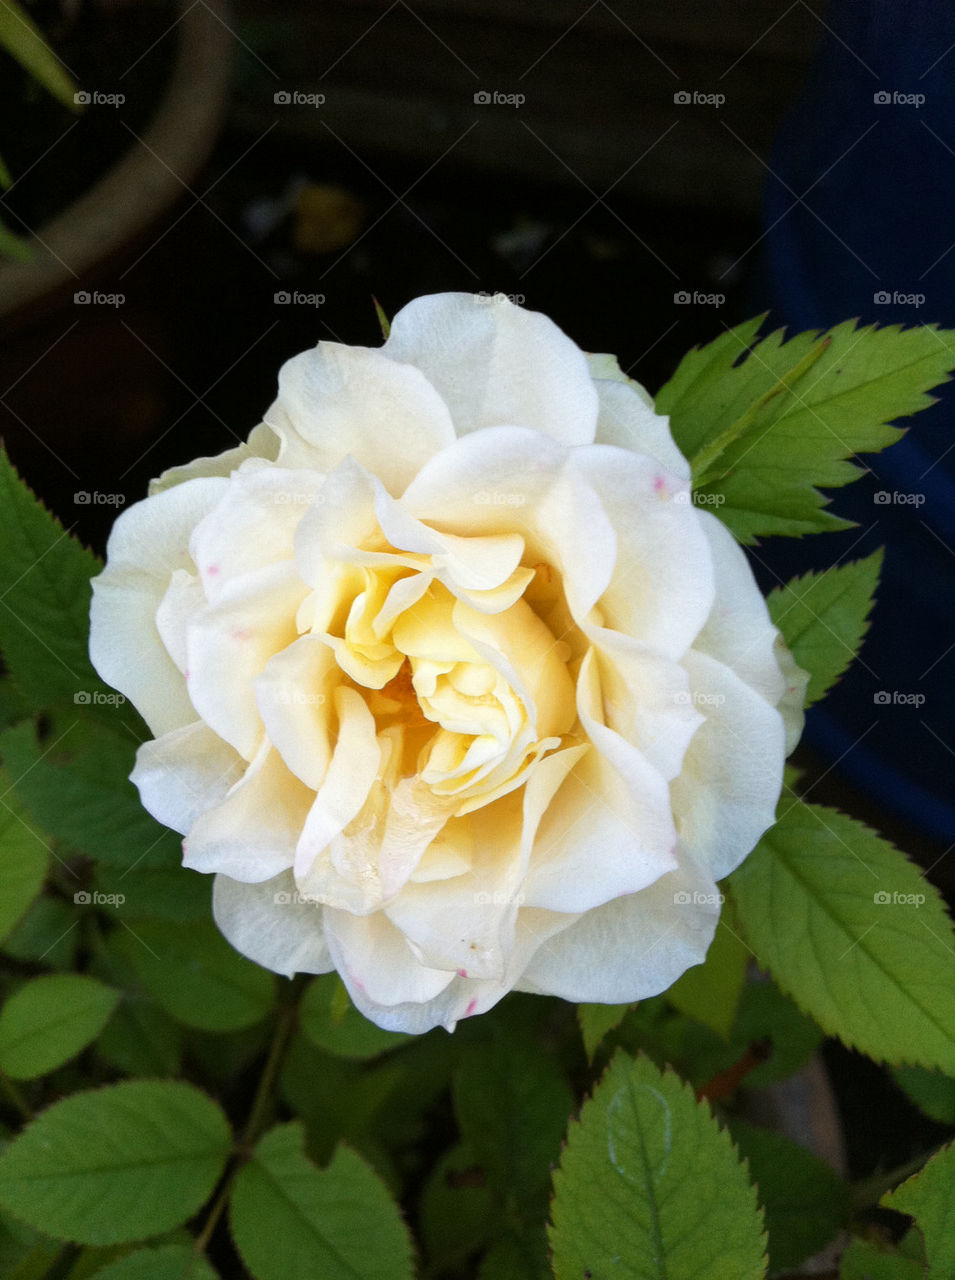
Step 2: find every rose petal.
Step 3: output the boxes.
[90,478,227,737]
[383,292,598,445]
[590,635,703,781]
[186,562,308,761]
[323,906,456,1007]
[575,444,714,657]
[255,635,339,791]
[401,427,616,622]
[264,342,456,493]
[148,422,279,495]
[690,510,788,704]
[183,743,314,881]
[131,721,244,836]
[590,371,691,480]
[213,872,332,977]
[671,648,786,880]
[190,466,325,601]
[522,648,678,913]
[154,569,205,675]
[294,686,381,879]
[516,855,720,1002]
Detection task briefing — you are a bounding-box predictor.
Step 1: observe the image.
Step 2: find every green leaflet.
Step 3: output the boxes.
[577,1002,631,1062]
[0,0,79,109]
[453,1031,573,1223]
[0,447,104,707]
[729,1119,849,1271]
[0,975,119,1079]
[882,1141,955,1279]
[113,918,275,1033]
[666,906,749,1039]
[891,1065,955,1125]
[80,1243,220,1279]
[729,801,955,1072]
[549,1051,767,1280]
[229,1124,414,1280]
[0,782,48,944]
[0,1081,231,1245]
[767,550,883,706]
[0,715,180,871]
[655,319,955,542]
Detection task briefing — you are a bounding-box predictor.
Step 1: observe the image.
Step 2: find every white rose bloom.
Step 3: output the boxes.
[89,293,807,1033]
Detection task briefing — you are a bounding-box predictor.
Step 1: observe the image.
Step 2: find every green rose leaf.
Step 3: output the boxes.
[114,919,275,1033]
[655,319,955,542]
[549,1051,768,1280]
[0,784,48,944]
[839,1232,926,1279]
[0,715,179,871]
[729,801,955,1072]
[0,446,103,707]
[1,894,78,970]
[454,1031,573,1222]
[882,1141,955,1279]
[229,1123,414,1280]
[891,1065,955,1125]
[577,1002,631,1062]
[82,1243,220,1279]
[0,974,120,1079]
[729,1119,849,1272]
[767,550,883,706]
[0,1081,231,1244]
[666,908,749,1039]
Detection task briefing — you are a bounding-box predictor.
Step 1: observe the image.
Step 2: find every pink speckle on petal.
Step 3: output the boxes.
[457,968,468,979]
[353,977,366,996]
[231,627,253,642]
[654,474,666,494]
[464,998,478,1017]
[207,563,220,577]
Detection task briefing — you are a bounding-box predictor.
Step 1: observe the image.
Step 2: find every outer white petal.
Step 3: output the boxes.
[189,466,325,601]
[213,871,332,977]
[154,570,205,675]
[690,510,790,705]
[323,907,456,1008]
[263,343,456,493]
[89,478,227,737]
[522,649,678,913]
[324,901,573,1033]
[148,422,280,495]
[131,721,244,835]
[574,444,714,658]
[183,744,313,882]
[186,562,308,761]
[383,292,598,445]
[589,367,691,481]
[671,648,785,880]
[591,636,703,781]
[517,855,720,1002]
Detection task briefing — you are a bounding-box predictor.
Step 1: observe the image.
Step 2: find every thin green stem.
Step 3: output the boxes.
[193,979,303,1258]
